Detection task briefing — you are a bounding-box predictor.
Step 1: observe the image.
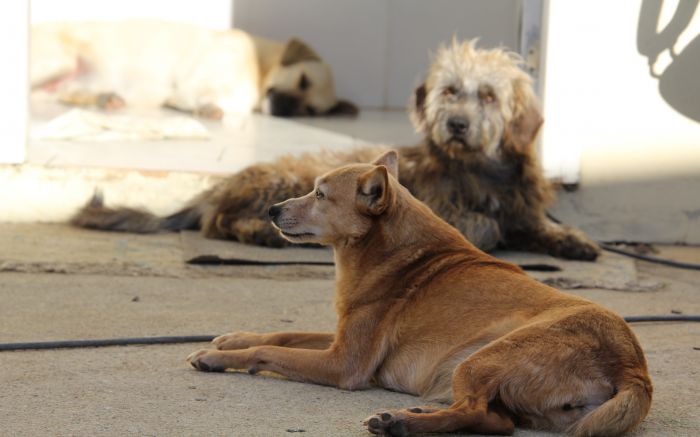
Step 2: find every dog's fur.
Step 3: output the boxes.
[71,39,598,260]
[31,20,358,118]
[187,151,652,436]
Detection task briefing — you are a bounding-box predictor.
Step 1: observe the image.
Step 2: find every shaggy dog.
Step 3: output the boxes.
[31,20,358,118]
[72,40,599,260]
[187,151,651,436]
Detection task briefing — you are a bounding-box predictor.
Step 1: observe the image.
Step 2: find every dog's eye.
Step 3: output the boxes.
[315,189,325,200]
[298,73,311,91]
[480,92,496,104]
[442,86,458,97]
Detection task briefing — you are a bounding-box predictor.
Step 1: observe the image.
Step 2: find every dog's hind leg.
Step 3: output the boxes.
[365,349,516,436]
[365,319,620,436]
[364,398,514,436]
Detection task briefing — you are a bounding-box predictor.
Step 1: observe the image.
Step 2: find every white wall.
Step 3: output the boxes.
[544,0,700,243]
[233,0,521,109]
[540,0,700,183]
[31,0,232,28]
[0,1,29,164]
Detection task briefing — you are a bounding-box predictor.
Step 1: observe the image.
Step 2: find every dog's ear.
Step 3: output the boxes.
[371,150,399,179]
[281,38,322,66]
[408,82,428,134]
[505,82,543,153]
[357,165,392,216]
[325,99,359,116]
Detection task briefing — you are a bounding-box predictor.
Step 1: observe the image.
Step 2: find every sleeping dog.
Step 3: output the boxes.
[31,20,358,118]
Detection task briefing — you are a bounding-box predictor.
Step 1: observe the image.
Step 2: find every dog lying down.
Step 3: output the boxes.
[31,20,358,118]
[187,151,652,437]
[71,40,598,261]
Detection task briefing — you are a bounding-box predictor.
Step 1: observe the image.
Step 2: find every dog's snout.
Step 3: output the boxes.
[447,117,469,136]
[267,91,301,117]
[268,204,282,219]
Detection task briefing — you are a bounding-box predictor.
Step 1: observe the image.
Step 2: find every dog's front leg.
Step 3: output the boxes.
[524,219,600,261]
[212,331,334,350]
[188,307,390,389]
[188,346,364,388]
[163,98,224,120]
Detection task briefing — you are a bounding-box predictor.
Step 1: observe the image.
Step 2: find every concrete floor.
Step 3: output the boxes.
[28,103,417,174]
[0,224,699,436]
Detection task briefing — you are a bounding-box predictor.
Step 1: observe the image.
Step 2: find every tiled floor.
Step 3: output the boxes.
[28,103,418,174]
[12,102,700,244]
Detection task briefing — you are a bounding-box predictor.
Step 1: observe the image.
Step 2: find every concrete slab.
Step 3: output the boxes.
[0,223,699,436]
[0,224,335,281]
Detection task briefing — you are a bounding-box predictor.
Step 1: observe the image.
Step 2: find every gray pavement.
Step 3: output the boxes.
[0,225,698,436]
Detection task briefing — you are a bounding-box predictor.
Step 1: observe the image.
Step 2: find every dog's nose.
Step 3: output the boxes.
[267,90,301,117]
[268,204,282,219]
[447,117,469,136]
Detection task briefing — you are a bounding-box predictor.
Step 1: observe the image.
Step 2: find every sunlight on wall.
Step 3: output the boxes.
[541,0,700,184]
[0,2,28,164]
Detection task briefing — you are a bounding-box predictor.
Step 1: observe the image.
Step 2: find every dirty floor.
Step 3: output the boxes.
[0,224,698,436]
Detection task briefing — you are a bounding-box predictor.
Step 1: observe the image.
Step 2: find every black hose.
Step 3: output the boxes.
[1,316,699,352]
[623,315,700,323]
[0,335,216,352]
[600,243,700,271]
[546,211,700,271]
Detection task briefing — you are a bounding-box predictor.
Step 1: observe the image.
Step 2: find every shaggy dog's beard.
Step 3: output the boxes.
[431,117,505,161]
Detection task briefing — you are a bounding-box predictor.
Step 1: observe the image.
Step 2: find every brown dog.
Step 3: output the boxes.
[72,40,598,261]
[187,151,651,436]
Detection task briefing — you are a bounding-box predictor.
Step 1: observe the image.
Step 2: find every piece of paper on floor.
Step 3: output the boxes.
[181,231,663,292]
[31,108,210,141]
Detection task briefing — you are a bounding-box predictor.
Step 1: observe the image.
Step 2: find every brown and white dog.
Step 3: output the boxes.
[31,20,358,118]
[71,39,598,260]
[187,151,652,437]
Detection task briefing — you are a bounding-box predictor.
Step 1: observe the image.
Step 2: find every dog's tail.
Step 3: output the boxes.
[567,373,652,437]
[70,191,203,234]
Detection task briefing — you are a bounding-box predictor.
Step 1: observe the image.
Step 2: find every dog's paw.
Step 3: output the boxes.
[96,92,126,111]
[233,219,290,248]
[212,332,263,350]
[404,406,437,414]
[363,411,410,437]
[195,103,224,120]
[186,349,226,372]
[557,235,600,261]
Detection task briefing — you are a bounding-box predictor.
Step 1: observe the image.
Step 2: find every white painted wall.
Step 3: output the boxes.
[540,0,700,183]
[544,0,700,243]
[31,0,233,29]
[0,1,29,164]
[233,0,521,109]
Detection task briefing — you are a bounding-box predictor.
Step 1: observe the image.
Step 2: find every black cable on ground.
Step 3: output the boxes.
[0,335,216,352]
[600,243,700,271]
[1,316,699,352]
[546,211,700,271]
[623,315,700,323]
